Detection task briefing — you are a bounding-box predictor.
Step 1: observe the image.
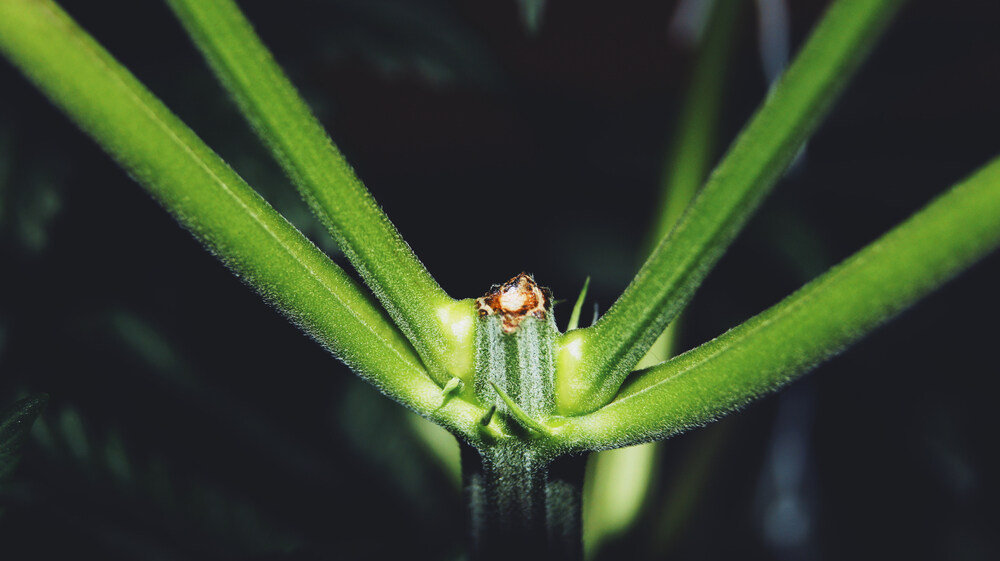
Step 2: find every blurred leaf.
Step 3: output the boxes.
[25,402,301,556]
[0,394,48,485]
[57,406,92,466]
[583,442,657,558]
[13,171,63,253]
[337,378,462,519]
[517,0,547,35]
[100,310,348,494]
[0,130,66,253]
[652,423,728,553]
[407,412,461,488]
[0,131,9,223]
[321,0,503,89]
[648,0,741,253]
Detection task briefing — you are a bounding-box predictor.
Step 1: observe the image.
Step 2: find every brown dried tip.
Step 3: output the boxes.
[476,273,551,334]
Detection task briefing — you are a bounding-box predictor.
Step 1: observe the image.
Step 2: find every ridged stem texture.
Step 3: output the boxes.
[469,314,582,559]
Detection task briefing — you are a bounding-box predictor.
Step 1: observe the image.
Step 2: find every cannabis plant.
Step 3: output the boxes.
[1,0,998,559]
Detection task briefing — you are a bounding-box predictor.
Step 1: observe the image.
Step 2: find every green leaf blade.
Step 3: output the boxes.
[555,156,1000,451]
[0,0,486,440]
[555,0,908,415]
[165,0,472,384]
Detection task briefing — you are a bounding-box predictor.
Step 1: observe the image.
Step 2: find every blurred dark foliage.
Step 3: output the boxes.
[1,0,999,559]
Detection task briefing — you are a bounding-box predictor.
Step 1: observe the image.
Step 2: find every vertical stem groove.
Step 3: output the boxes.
[462,445,585,561]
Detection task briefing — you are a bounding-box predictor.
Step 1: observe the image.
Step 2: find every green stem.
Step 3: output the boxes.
[583,4,742,551]
[468,299,582,558]
[0,0,487,439]
[166,0,473,384]
[555,0,907,415]
[635,0,742,371]
[555,155,1000,451]
[646,0,742,252]
[476,315,558,425]
[462,444,585,561]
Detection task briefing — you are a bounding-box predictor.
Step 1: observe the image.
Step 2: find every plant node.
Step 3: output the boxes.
[476,273,551,334]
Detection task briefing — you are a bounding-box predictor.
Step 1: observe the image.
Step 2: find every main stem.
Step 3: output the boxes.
[468,276,585,559]
[462,444,586,561]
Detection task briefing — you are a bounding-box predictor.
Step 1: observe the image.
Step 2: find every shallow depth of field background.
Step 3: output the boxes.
[1,0,998,559]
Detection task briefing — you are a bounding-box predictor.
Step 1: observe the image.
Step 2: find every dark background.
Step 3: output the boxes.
[1,0,998,559]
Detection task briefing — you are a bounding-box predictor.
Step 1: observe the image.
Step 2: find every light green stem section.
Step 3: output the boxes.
[582,441,657,557]
[0,0,486,441]
[555,0,907,415]
[471,314,582,558]
[554,156,1000,451]
[166,0,473,384]
[475,316,558,433]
